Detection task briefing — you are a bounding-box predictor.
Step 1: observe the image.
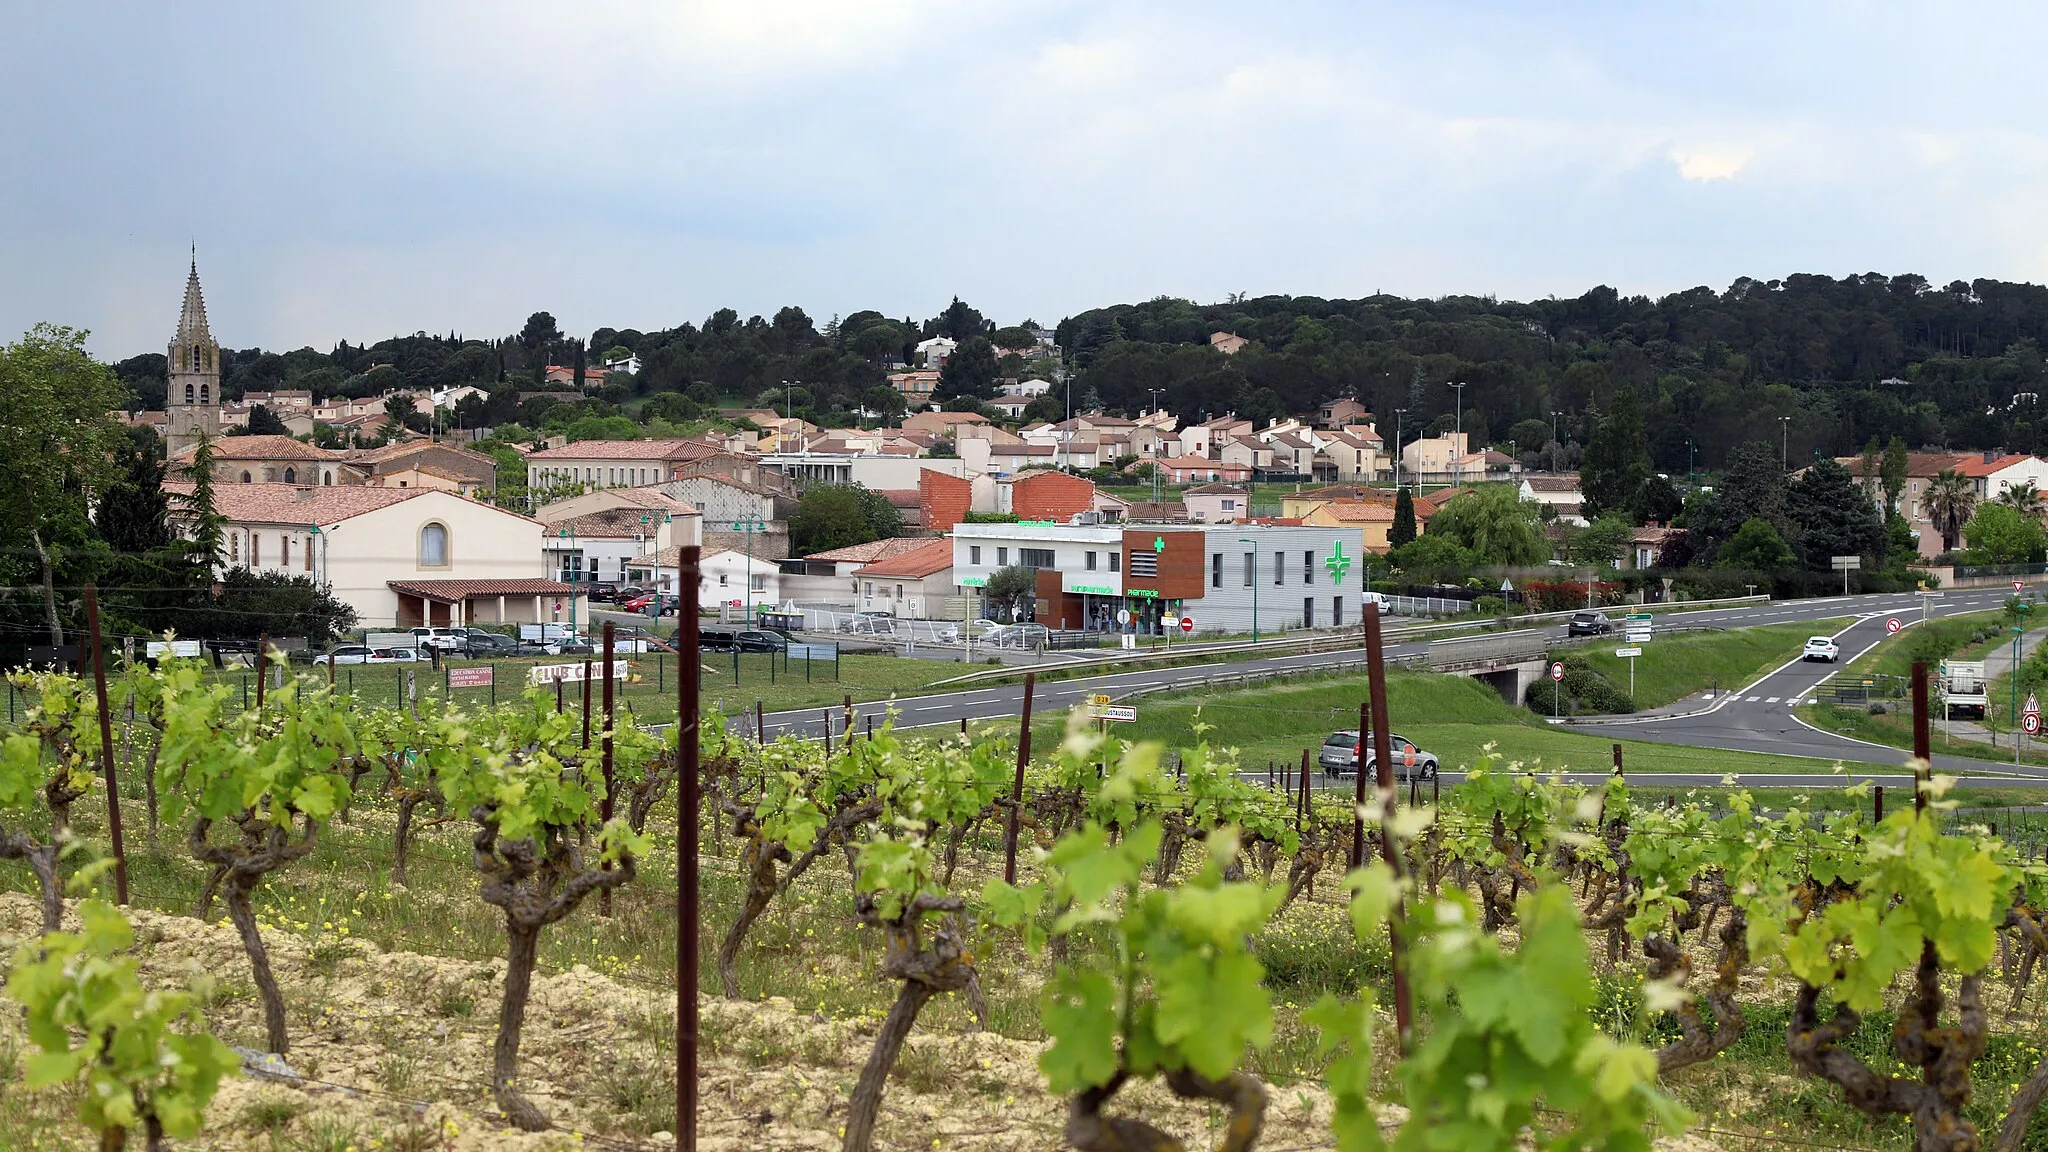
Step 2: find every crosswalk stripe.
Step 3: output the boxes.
[1765,696,1780,703]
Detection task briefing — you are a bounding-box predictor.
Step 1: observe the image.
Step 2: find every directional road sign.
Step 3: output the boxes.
[1615,647,1643,658]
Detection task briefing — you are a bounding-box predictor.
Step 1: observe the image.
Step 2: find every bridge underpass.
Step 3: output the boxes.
[1426,632,1551,704]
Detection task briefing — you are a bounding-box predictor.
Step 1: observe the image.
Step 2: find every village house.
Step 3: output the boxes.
[1182,483,1250,524]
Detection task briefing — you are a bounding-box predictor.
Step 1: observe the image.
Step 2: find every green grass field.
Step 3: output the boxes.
[1018,669,1890,776]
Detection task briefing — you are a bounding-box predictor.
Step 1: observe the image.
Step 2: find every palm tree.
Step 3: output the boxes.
[1924,468,1978,553]
[1997,479,2046,525]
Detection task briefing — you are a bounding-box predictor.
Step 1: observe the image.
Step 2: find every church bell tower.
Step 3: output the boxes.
[164,249,222,456]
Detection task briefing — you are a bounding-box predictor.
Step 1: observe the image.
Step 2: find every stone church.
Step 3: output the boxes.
[164,252,222,456]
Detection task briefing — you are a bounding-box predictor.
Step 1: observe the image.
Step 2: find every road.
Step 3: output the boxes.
[1562,586,2046,786]
[737,586,2043,786]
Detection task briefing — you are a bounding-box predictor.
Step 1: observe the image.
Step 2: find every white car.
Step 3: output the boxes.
[1802,637,1840,663]
[313,646,419,666]
[409,627,466,651]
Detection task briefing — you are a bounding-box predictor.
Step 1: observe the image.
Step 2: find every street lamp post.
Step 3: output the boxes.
[1393,408,1408,488]
[1686,439,1696,486]
[555,526,580,634]
[1551,409,1564,446]
[1779,416,1792,470]
[734,515,767,624]
[1448,381,1467,468]
[1238,538,1258,642]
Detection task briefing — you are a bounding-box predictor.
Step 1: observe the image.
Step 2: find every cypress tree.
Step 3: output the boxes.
[1390,487,1418,549]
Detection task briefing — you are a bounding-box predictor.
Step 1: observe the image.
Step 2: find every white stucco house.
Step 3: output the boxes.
[170,483,565,629]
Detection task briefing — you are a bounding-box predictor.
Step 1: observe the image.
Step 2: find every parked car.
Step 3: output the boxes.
[622,593,675,616]
[1319,730,1438,781]
[1802,636,1841,663]
[408,626,465,651]
[838,610,896,634]
[313,645,375,666]
[585,582,620,603]
[698,629,740,652]
[736,630,788,653]
[460,630,520,658]
[1566,611,1613,637]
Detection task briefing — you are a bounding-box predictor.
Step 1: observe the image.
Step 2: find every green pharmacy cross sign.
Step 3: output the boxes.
[1324,541,1352,585]
[1153,536,1167,553]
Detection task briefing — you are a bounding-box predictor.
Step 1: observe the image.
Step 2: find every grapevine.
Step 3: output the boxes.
[0,669,100,930]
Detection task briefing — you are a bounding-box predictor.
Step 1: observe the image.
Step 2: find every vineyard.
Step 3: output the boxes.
[5,619,2048,1152]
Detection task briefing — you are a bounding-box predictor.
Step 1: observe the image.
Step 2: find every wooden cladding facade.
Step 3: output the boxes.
[1120,529,1206,601]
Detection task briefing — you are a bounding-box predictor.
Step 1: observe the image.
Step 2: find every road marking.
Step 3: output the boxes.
[1765,696,1781,704]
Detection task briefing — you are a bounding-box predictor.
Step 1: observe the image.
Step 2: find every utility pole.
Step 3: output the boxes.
[1551,409,1564,446]
[1779,416,1791,470]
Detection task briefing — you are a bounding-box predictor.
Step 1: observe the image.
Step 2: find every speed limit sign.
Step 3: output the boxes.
[1550,662,1565,682]
[1885,618,1900,634]
[2026,713,2041,736]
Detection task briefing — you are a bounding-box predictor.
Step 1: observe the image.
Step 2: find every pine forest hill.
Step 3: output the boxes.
[105,272,2048,473]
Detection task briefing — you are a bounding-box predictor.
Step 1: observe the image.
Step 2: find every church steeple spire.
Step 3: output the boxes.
[176,245,213,348]
[165,249,222,456]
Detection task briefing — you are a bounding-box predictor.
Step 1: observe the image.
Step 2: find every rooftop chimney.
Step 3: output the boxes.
[1986,450,1998,464]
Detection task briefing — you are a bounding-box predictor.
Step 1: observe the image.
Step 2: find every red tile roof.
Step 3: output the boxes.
[1951,453,2038,478]
[803,537,934,564]
[388,578,573,600]
[525,438,726,461]
[164,481,428,525]
[180,435,334,462]
[854,538,954,579]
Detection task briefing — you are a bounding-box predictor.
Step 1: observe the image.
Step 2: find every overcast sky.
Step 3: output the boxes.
[7,1,2048,359]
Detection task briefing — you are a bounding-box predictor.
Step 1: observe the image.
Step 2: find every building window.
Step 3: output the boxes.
[229,534,238,563]
[1211,553,1223,588]
[283,467,296,484]
[1332,597,1344,627]
[1274,553,1284,585]
[1085,551,1097,571]
[1109,552,1120,572]
[751,575,767,592]
[895,584,904,598]
[184,383,194,403]
[1303,597,1315,628]
[866,582,874,596]
[1303,550,1315,585]
[282,536,291,566]
[719,574,729,587]
[419,523,449,568]
[1243,553,1254,586]
[240,471,252,483]
[970,546,982,565]
[322,471,332,485]
[997,547,1008,565]
[250,535,259,566]
[1020,548,1055,569]
[1223,499,1236,511]
[199,384,209,403]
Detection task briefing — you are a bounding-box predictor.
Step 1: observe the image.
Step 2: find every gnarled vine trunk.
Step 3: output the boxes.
[1787,944,1985,1152]
[472,807,637,1131]
[0,831,62,932]
[189,813,318,1054]
[1066,1065,1267,1151]
[842,894,981,1152]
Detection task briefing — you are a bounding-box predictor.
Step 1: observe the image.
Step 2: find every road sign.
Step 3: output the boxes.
[1550,661,1565,682]
[1089,693,1113,707]
[1116,609,1131,626]
[2027,713,2042,736]
[2018,579,2028,592]
[447,666,494,689]
[1090,705,1138,723]
[2027,692,2040,716]
[1179,616,1195,634]
[1615,647,1643,658]
[1831,556,1862,571]
[1163,615,1180,631]
[1886,618,1901,634]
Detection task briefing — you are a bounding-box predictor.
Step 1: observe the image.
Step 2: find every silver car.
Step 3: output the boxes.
[1319,730,1439,781]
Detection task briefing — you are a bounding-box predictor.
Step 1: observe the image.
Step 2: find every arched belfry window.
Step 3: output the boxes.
[184,384,194,403]
[283,467,296,484]
[419,522,449,568]
[199,384,209,403]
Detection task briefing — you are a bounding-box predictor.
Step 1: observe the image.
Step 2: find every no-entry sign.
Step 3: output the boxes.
[1886,618,1901,634]
[1179,615,1195,634]
[1550,661,1565,682]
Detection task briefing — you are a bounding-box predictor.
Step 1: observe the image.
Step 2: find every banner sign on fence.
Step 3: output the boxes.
[525,661,631,686]
[448,666,494,689]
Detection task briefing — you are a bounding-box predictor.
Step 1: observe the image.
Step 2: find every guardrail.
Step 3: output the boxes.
[920,596,1767,689]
